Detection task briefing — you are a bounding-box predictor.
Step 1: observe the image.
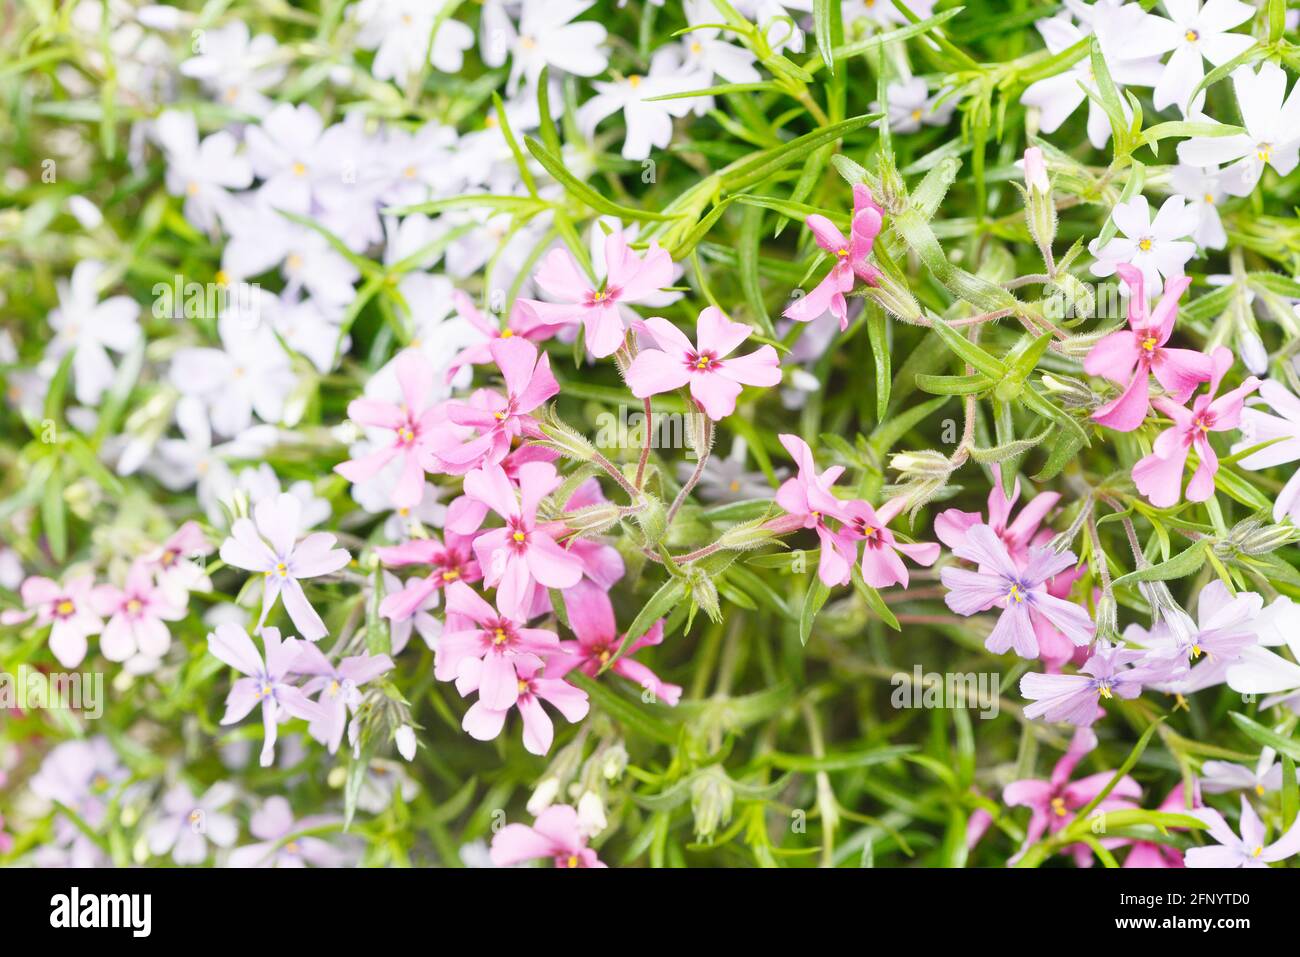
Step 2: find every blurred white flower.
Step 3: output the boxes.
[44,260,140,405]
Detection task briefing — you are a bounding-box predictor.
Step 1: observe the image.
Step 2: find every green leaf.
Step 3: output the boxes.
[1229,712,1300,763]
[524,137,679,221]
[799,576,831,646]
[1111,543,1206,589]
[719,114,878,192]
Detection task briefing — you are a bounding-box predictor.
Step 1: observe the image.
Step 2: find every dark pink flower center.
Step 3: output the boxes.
[686,350,720,373]
[587,285,621,307]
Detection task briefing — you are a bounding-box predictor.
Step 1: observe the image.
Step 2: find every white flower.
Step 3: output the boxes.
[221,198,360,309]
[733,0,810,53]
[169,311,298,437]
[155,110,252,233]
[873,77,954,134]
[234,463,333,534]
[1169,164,1229,249]
[1233,379,1300,523]
[395,724,417,762]
[45,260,140,405]
[180,21,285,117]
[1019,13,1164,149]
[682,0,761,96]
[577,47,697,161]
[1177,62,1300,195]
[377,123,461,207]
[1114,0,1254,114]
[576,790,608,837]
[272,293,348,373]
[844,0,934,29]
[352,0,475,84]
[243,103,332,216]
[219,492,351,641]
[498,0,609,95]
[1088,194,1198,295]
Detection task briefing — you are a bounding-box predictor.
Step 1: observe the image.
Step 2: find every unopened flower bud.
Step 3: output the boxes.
[576,791,607,837]
[1093,592,1119,642]
[1022,146,1049,193]
[1040,373,1095,409]
[1237,522,1300,556]
[535,408,596,463]
[601,745,628,781]
[395,724,417,762]
[527,777,561,816]
[890,450,954,480]
[564,503,622,538]
[690,768,734,842]
[865,270,925,325]
[1238,330,1268,375]
[1022,147,1057,266]
[687,567,722,623]
[715,519,778,551]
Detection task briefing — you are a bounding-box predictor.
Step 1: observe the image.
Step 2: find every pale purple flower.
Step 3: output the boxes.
[1187,795,1300,867]
[1202,749,1282,797]
[227,796,347,868]
[291,644,395,754]
[1021,641,1178,725]
[147,782,239,865]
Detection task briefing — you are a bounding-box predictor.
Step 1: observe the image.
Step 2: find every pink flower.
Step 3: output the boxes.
[454,461,582,619]
[143,520,213,604]
[375,529,482,623]
[836,496,939,589]
[1003,727,1142,865]
[624,307,781,420]
[1084,264,1211,432]
[521,231,674,358]
[774,434,855,587]
[436,337,559,472]
[91,560,185,663]
[784,184,884,330]
[1187,795,1300,868]
[1132,346,1260,507]
[206,623,326,767]
[1125,782,1198,868]
[1,575,103,668]
[941,524,1093,659]
[446,290,556,381]
[335,349,446,509]
[436,581,560,709]
[218,493,351,641]
[461,658,590,756]
[490,804,606,868]
[934,470,1060,564]
[546,579,681,705]
[1022,146,1049,192]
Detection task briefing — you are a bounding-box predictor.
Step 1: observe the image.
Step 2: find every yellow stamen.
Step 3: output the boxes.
[512,531,526,543]
[1184,29,1199,42]
[1141,336,1158,352]
[55,600,75,616]
[1138,238,1153,252]
[291,162,307,177]
[1051,797,1067,817]
[493,628,507,645]
[500,329,514,338]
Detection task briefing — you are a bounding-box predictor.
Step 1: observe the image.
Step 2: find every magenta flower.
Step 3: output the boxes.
[146,782,239,865]
[522,231,673,358]
[1124,782,1197,868]
[1021,641,1177,726]
[934,470,1060,564]
[457,461,582,619]
[836,496,939,589]
[91,560,186,663]
[625,307,780,420]
[436,580,560,710]
[291,644,395,753]
[775,434,856,587]
[437,337,559,472]
[228,796,349,868]
[490,804,606,868]
[784,184,884,330]
[335,349,446,509]
[1084,264,1211,432]
[446,290,556,381]
[207,623,326,767]
[1,575,103,668]
[376,529,482,623]
[546,579,682,705]
[219,492,351,641]
[1132,346,1260,507]
[941,524,1093,658]
[1187,795,1300,868]
[461,658,589,756]
[1003,727,1142,865]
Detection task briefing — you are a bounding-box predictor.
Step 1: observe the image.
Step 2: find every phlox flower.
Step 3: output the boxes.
[784,185,884,330]
[576,46,697,161]
[941,524,1093,659]
[625,307,781,421]
[547,579,682,705]
[179,20,284,118]
[207,623,325,768]
[774,434,856,587]
[495,0,609,95]
[382,571,441,654]
[1003,727,1142,865]
[1225,595,1300,707]
[1131,346,1260,507]
[1089,195,1198,296]
[1187,795,1300,867]
[438,337,559,471]
[376,530,482,624]
[146,782,239,865]
[1170,164,1230,249]
[219,493,351,641]
[1119,0,1254,113]
[935,470,1061,564]
[1232,379,1300,523]
[490,804,606,868]
[228,796,349,868]
[91,560,186,664]
[335,349,446,509]
[453,462,582,619]
[1084,263,1211,432]
[1,575,103,668]
[873,77,955,134]
[45,260,141,406]
[836,497,939,589]
[292,644,395,753]
[1021,641,1177,726]
[351,0,474,83]
[1202,749,1282,797]
[144,521,214,605]
[446,289,555,381]
[154,110,252,234]
[1177,62,1300,195]
[520,231,673,358]
[28,737,124,868]
[436,581,560,710]
[462,657,590,756]
[1127,581,1261,667]
[682,0,760,90]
